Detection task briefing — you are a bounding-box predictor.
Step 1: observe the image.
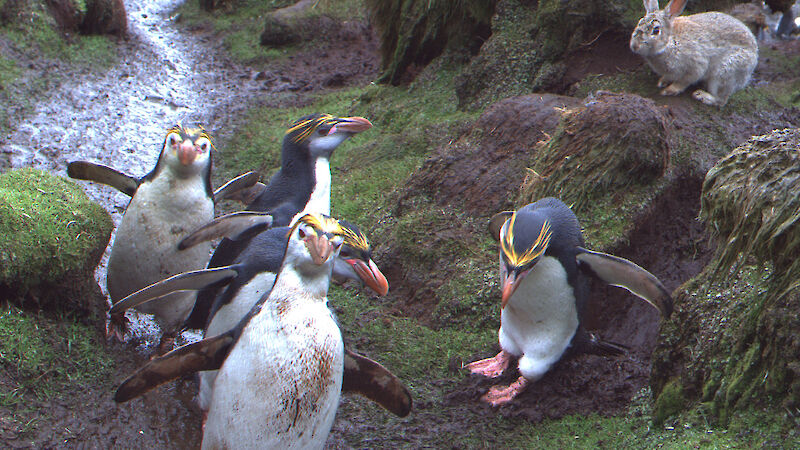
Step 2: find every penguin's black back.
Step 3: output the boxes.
[185,226,289,330]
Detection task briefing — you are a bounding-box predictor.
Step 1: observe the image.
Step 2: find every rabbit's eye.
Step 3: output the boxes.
[652,26,660,35]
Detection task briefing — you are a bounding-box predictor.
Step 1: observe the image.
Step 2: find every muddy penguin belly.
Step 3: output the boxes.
[202,304,344,450]
[107,178,213,327]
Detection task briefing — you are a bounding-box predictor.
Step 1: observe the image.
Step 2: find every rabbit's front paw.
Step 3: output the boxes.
[692,89,721,106]
[660,83,686,96]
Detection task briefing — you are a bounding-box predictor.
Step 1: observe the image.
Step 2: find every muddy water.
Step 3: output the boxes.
[3,0,262,342]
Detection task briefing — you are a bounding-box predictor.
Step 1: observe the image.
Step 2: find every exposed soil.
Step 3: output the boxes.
[2,0,799,448]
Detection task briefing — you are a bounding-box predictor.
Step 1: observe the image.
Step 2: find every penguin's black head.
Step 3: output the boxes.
[333,219,389,296]
[490,209,553,308]
[284,113,372,159]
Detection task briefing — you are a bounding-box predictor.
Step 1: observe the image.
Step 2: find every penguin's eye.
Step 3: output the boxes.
[168,133,180,146]
[317,128,328,136]
[196,138,211,152]
[339,247,353,258]
[652,26,660,35]
[298,228,307,239]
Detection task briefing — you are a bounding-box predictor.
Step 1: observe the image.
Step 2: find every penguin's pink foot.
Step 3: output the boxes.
[106,313,129,342]
[482,376,529,406]
[464,351,512,378]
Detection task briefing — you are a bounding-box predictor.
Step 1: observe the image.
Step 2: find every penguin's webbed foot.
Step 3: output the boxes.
[482,376,529,407]
[106,313,129,342]
[464,350,512,378]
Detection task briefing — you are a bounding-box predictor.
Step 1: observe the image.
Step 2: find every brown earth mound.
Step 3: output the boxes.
[406,93,581,216]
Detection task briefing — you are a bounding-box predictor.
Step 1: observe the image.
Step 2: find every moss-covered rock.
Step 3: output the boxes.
[651,129,800,425]
[0,169,112,313]
[701,128,800,294]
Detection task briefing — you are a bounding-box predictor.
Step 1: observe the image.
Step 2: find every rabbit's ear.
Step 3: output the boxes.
[643,0,660,13]
[664,0,687,18]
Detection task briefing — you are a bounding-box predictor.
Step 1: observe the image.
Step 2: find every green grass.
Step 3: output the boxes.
[0,304,114,408]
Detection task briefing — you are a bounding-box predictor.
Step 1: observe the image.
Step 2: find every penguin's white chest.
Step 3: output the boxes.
[305,158,331,215]
[203,294,344,450]
[499,256,579,379]
[107,174,213,328]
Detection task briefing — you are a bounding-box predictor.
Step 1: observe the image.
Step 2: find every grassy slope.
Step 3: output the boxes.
[185,1,799,447]
[0,0,117,137]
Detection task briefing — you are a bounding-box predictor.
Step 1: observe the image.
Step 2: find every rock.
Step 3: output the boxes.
[199,0,238,11]
[651,128,800,424]
[81,0,127,37]
[0,169,112,315]
[260,15,301,47]
[365,0,495,84]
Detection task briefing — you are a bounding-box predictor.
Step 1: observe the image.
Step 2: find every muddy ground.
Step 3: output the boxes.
[2,1,800,448]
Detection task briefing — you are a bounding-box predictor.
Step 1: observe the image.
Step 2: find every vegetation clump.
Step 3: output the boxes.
[518,91,671,247]
[0,169,111,313]
[365,0,496,84]
[651,129,800,425]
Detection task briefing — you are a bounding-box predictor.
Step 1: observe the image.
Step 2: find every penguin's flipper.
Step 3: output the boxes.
[213,171,260,202]
[488,211,514,241]
[576,247,673,318]
[342,349,412,417]
[177,212,273,250]
[114,331,235,402]
[67,161,139,197]
[225,181,267,206]
[109,266,239,315]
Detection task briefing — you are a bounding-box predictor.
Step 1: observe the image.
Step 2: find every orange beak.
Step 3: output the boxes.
[500,269,529,309]
[350,258,389,296]
[305,234,333,265]
[177,139,197,165]
[328,116,373,134]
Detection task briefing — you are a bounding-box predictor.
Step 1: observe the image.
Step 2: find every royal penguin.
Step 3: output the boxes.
[466,197,672,406]
[111,213,399,417]
[70,125,218,351]
[204,113,373,276]
[113,214,410,448]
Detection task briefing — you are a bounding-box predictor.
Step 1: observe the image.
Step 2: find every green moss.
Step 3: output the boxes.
[0,169,112,297]
[517,92,670,249]
[654,378,687,424]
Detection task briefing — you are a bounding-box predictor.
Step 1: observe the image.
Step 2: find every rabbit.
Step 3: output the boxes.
[629,0,758,107]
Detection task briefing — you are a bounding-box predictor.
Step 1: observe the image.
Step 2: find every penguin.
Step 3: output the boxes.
[465,197,672,406]
[111,212,392,414]
[203,113,373,278]
[113,214,410,448]
[69,125,222,351]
